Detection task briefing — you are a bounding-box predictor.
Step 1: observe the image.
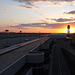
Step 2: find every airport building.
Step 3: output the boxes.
[0,34,74,75]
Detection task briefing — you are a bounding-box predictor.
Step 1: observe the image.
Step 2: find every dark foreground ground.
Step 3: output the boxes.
[70,33,75,38]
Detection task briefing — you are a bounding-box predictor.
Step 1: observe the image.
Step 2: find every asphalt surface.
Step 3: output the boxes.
[0,37,49,73]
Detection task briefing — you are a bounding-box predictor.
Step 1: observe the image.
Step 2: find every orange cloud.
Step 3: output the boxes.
[10,19,16,22]
[2,8,8,11]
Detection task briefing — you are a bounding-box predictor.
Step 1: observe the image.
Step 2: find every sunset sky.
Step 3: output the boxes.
[0,0,75,33]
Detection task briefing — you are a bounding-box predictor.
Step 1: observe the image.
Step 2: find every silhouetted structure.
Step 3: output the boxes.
[67,25,71,37]
[67,25,70,34]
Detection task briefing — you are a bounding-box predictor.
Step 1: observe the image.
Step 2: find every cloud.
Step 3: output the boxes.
[13,0,74,3]
[14,0,34,5]
[53,3,61,5]
[64,10,75,14]
[11,23,47,27]
[13,0,37,9]
[10,22,75,29]
[2,8,8,11]
[51,18,75,22]
[46,18,50,20]
[13,0,75,9]
[13,0,74,6]
[39,19,50,23]
[19,5,39,9]
[10,19,16,22]
[10,4,39,10]
[38,2,61,8]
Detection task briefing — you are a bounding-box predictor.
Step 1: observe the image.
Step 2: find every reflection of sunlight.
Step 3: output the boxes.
[65,28,74,33]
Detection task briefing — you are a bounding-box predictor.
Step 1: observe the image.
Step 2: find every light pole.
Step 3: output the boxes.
[5,29,9,47]
[20,31,22,43]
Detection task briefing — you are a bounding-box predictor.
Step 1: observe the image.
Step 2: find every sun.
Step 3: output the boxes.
[70,28,74,33]
[65,28,74,33]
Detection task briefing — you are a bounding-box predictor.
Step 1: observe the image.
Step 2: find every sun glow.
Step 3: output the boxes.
[65,27,74,33]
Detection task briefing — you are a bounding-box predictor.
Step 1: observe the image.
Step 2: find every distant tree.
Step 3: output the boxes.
[20,31,22,33]
[5,30,9,33]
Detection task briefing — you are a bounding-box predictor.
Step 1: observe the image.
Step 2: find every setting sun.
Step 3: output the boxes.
[65,28,74,33]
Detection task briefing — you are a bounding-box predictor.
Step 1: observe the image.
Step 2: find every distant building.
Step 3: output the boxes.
[49,33,66,42]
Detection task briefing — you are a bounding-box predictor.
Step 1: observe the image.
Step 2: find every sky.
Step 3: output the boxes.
[0,0,75,33]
